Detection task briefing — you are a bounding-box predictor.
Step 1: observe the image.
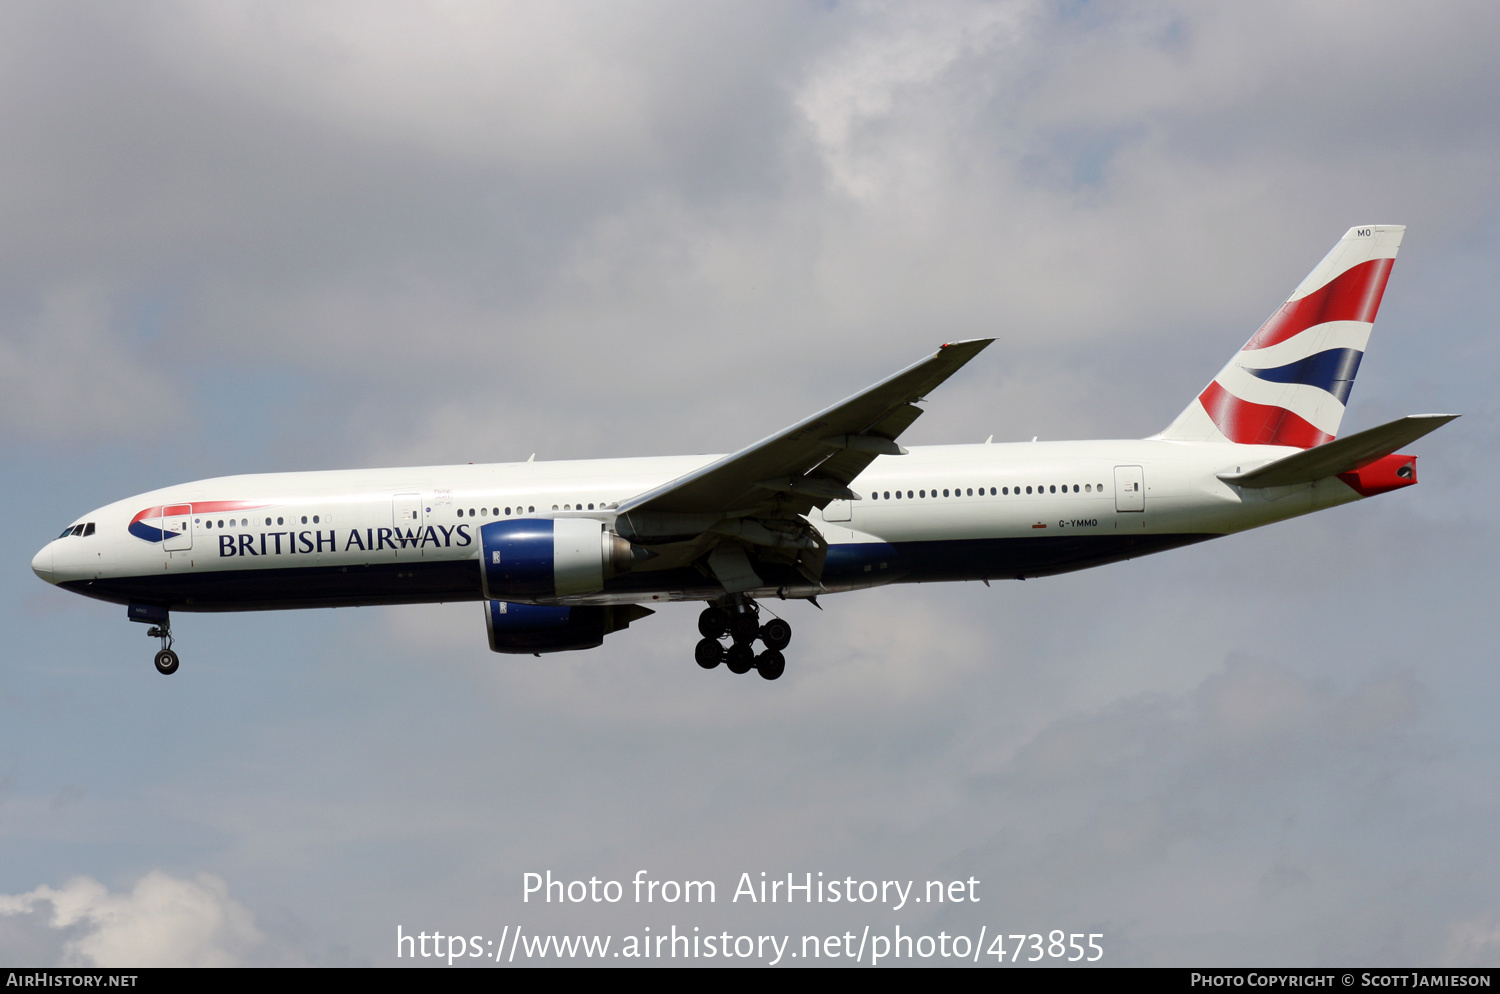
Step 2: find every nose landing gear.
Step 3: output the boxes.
[129,604,179,676]
[148,626,179,675]
[694,603,791,680]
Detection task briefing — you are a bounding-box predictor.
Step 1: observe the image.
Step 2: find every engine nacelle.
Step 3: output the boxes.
[485,601,654,654]
[479,518,634,600]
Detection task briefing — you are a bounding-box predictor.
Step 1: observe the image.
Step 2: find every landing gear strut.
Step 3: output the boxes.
[694,603,792,681]
[148,624,179,675]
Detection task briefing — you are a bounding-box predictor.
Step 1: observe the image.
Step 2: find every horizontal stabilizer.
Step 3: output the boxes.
[1220,414,1459,489]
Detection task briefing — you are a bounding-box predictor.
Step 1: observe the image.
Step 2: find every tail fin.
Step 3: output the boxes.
[1156,225,1404,447]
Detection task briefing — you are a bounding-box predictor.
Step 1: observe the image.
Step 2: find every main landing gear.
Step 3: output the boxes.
[694,603,790,681]
[148,624,179,676]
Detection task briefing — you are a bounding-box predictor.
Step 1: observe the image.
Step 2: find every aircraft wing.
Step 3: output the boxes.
[617,339,992,523]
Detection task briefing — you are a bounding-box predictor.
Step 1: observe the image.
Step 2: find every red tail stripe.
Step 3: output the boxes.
[1243,257,1394,351]
[1198,381,1333,449]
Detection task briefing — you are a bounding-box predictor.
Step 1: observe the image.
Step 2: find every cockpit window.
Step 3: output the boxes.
[58,526,75,539]
[82,522,95,536]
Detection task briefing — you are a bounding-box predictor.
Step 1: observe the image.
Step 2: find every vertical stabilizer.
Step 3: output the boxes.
[1156,225,1404,447]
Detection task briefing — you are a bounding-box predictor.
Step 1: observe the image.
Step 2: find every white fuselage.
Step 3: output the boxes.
[32,438,1360,612]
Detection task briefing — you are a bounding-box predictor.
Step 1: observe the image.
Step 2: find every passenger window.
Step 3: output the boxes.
[301,516,308,524]
[943,489,949,497]
[313,515,320,524]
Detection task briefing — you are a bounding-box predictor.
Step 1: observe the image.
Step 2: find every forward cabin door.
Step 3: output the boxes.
[392,494,425,557]
[1113,466,1145,512]
[162,504,193,551]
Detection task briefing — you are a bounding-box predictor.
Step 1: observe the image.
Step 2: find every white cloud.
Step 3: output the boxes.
[0,871,264,967]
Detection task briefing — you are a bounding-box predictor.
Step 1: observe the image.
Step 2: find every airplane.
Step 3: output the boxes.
[31,225,1455,680]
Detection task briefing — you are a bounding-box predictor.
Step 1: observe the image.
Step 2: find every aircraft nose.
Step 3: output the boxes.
[31,544,54,583]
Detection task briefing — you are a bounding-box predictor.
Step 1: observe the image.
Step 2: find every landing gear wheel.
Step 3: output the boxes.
[755,649,785,681]
[698,606,730,639]
[694,638,724,669]
[146,618,178,675]
[730,611,761,644]
[725,643,755,674]
[760,618,792,651]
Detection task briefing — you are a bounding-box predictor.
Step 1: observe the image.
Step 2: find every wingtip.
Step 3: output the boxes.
[937,337,995,353]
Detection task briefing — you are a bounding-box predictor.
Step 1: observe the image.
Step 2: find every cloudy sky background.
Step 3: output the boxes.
[2,0,1498,966]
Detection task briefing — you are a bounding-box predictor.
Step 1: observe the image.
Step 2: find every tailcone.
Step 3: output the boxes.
[1338,453,1417,497]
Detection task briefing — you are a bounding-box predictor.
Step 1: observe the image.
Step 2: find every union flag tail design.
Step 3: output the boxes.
[1156,225,1404,448]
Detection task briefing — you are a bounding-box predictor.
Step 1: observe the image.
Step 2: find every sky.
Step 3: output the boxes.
[2,0,1498,968]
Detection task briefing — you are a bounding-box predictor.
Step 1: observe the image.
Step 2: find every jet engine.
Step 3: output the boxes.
[478,518,635,599]
[485,601,654,654]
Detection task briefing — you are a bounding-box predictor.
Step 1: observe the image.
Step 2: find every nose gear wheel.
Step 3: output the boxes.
[146,623,179,676]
